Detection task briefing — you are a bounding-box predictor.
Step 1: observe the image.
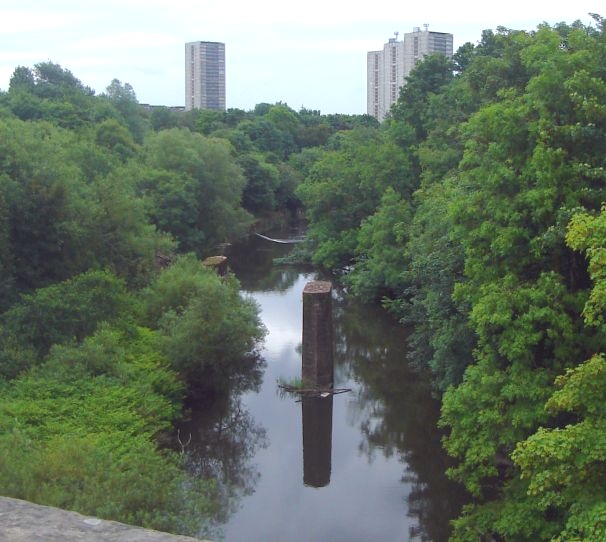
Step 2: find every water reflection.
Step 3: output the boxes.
[177,352,268,537]
[179,394,268,535]
[333,295,466,542]
[302,396,333,487]
[183,225,467,541]
[227,228,308,292]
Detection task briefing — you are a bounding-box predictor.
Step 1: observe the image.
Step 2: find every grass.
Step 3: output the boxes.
[277,375,304,389]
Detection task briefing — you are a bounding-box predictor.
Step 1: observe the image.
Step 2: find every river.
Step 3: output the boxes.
[179,225,466,541]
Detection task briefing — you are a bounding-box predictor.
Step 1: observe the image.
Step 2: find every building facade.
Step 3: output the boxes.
[367,28,453,122]
[185,41,226,111]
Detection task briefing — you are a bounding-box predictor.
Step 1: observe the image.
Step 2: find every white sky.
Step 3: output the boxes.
[0,1,600,114]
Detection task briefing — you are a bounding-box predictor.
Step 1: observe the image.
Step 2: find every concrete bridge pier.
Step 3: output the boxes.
[300,280,334,487]
[301,281,334,389]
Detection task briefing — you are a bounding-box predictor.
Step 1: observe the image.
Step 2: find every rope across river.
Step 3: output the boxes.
[254,232,305,244]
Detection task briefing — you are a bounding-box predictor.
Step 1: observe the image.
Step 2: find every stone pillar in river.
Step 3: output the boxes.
[302,281,333,388]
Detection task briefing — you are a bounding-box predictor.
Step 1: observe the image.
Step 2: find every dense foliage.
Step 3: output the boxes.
[297,15,606,540]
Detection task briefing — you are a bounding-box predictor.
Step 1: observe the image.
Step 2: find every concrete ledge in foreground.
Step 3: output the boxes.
[0,496,209,542]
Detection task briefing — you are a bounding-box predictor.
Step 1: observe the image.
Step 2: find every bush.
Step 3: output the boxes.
[0,326,216,536]
[0,270,133,378]
[141,254,266,390]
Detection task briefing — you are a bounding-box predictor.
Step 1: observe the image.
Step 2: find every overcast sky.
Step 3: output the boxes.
[0,1,600,114]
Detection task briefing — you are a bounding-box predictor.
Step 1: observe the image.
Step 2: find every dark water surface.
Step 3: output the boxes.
[182,227,466,541]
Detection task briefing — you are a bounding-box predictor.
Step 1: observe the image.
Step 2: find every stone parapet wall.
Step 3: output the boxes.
[0,496,209,542]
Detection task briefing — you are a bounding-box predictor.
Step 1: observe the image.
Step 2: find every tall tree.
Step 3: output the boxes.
[297,126,414,271]
[139,128,251,255]
[440,20,606,540]
[511,202,606,541]
[103,79,147,142]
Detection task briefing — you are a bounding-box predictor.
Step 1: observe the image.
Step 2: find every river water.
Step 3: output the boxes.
[181,227,466,541]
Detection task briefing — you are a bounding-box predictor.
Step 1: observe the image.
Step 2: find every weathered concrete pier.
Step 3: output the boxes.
[301,281,334,389]
[0,497,208,541]
[301,280,334,487]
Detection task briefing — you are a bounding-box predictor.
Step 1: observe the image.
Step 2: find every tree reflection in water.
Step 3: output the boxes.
[333,293,468,542]
[177,354,268,539]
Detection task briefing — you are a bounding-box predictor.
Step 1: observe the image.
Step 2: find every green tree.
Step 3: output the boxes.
[8,66,35,93]
[241,117,296,159]
[511,202,606,541]
[393,179,474,391]
[0,117,89,290]
[103,79,147,142]
[0,189,13,304]
[149,106,181,131]
[196,109,227,135]
[33,61,94,98]
[390,53,455,141]
[238,153,280,215]
[140,255,265,392]
[265,104,300,139]
[0,270,132,378]
[95,118,138,161]
[8,61,99,128]
[346,187,411,302]
[0,116,167,297]
[439,20,606,540]
[297,126,414,270]
[139,128,251,255]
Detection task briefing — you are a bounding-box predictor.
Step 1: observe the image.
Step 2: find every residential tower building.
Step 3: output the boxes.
[185,41,226,111]
[367,27,453,121]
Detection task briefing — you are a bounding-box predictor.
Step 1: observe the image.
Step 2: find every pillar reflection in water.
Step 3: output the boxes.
[302,395,333,487]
